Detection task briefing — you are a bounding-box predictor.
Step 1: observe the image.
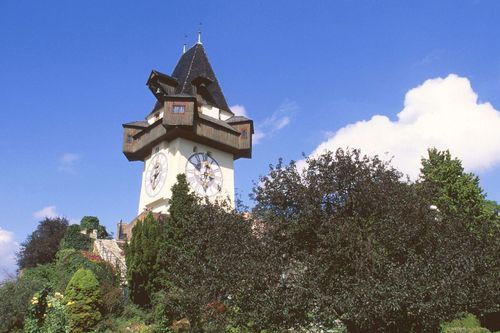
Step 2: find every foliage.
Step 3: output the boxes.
[80,216,111,239]
[484,200,500,222]
[151,174,263,331]
[80,216,100,231]
[125,213,164,307]
[0,247,120,333]
[441,313,491,333]
[96,225,111,239]
[40,248,118,294]
[64,268,102,333]
[53,249,121,319]
[17,217,68,269]
[41,292,69,333]
[418,148,491,224]
[251,149,500,333]
[22,289,68,333]
[60,224,92,251]
[92,303,152,332]
[23,288,49,333]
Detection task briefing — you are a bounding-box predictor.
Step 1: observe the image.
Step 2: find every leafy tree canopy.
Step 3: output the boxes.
[152,174,262,331]
[418,148,491,223]
[60,224,92,251]
[17,217,68,270]
[79,216,111,239]
[252,149,500,333]
[80,216,99,230]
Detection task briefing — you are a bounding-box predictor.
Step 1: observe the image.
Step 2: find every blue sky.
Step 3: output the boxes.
[1,0,500,277]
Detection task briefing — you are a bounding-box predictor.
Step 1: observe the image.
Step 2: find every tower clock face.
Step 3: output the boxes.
[186,152,223,196]
[145,152,167,197]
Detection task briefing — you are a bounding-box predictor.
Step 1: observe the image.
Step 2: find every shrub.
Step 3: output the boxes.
[64,268,102,333]
[52,249,118,294]
[23,288,49,333]
[41,292,68,333]
[0,268,53,333]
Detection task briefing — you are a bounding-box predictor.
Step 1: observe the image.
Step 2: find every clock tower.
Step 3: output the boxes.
[119,40,253,238]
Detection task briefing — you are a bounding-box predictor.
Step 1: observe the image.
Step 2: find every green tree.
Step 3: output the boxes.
[153,174,264,331]
[79,216,110,239]
[252,149,500,333]
[64,268,102,333]
[125,213,163,307]
[59,225,91,251]
[484,200,500,221]
[17,217,68,269]
[418,148,490,223]
[79,216,99,231]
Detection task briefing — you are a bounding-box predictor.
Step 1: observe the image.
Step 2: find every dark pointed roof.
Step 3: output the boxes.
[171,43,232,114]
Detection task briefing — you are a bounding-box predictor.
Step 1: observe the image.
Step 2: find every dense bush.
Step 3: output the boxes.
[60,224,92,251]
[0,268,53,332]
[17,217,68,269]
[23,287,49,333]
[0,247,120,333]
[43,292,68,333]
[65,268,102,333]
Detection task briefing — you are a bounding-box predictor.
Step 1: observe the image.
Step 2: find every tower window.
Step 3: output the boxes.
[241,129,248,139]
[127,135,133,143]
[172,105,185,113]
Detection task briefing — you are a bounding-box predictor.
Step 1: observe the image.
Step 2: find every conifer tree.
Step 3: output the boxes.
[125,213,163,307]
[64,268,101,333]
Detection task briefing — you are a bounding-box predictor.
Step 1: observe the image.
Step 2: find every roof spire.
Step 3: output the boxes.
[197,31,202,44]
[197,22,202,44]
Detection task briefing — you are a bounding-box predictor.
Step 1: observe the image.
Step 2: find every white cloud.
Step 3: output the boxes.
[58,153,81,174]
[306,74,500,179]
[253,100,297,145]
[253,130,266,144]
[33,205,60,219]
[230,104,247,117]
[0,228,19,280]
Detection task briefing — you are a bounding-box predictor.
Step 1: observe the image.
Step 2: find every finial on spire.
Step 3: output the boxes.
[183,34,187,53]
[197,22,203,44]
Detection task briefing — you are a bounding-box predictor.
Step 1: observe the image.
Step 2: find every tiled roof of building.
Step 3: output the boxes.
[171,43,232,113]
